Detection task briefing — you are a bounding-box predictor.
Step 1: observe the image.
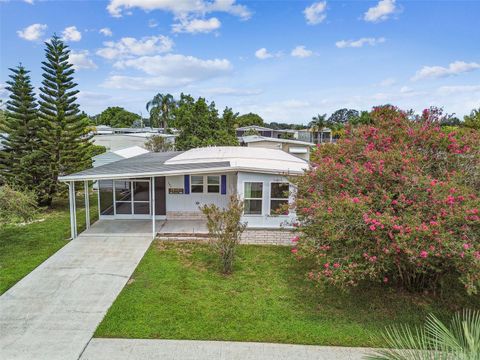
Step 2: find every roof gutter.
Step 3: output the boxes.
[58,166,306,182]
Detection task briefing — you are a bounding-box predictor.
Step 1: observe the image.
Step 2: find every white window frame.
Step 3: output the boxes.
[207,175,220,194]
[269,181,290,216]
[243,181,263,216]
[190,175,221,194]
[190,175,205,194]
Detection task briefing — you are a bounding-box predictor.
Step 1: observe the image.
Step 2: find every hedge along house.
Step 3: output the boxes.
[59,147,308,244]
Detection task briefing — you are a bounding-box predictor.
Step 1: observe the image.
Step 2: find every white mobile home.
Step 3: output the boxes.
[59,147,307,244]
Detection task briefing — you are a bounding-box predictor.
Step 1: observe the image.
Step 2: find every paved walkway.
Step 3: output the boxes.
[0,235,152,360]
[80,339,370,360]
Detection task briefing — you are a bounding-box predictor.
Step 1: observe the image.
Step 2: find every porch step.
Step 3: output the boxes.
[156,232,210,241]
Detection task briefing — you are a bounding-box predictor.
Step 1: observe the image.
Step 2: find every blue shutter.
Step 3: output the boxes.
[221,175,227,195]
[184,175,190,194]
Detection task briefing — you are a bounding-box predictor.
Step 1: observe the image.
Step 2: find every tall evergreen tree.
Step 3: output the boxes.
[38,35,93,205]
[0,65,49,203]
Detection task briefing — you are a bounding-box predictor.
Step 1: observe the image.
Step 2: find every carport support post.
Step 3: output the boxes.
[69,181,77,239]
[84,180,90,229]
[151,176,156,239]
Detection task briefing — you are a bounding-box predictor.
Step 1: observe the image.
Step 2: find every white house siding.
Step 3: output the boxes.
[165,173,237,220]
[237,171,296,229]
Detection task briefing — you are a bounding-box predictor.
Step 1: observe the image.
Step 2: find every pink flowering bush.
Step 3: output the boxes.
[293,105,480,294]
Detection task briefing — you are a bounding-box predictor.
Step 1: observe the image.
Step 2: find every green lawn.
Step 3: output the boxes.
[95,241,480,347]
[0,194,98,294]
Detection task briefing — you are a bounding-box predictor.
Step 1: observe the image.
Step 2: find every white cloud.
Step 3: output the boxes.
[437,85,480,95]
[336,37,385,48]
[62,26,82,42]
[69,50,97,70]
[103,53,232,89]
[24,0,34,4]
[203,87,262,96]
[304,1,327,25]
[107,0,251,20]
[364,0,397,23]
[17,23,47,41]
[378,78,396,87]
[99,27,113,36]
[412,61,480,81]
[172,17,221,34]
[399,86,412,94]
[255,48,276,60]
[291,45,313,58]
[96,35,174,59]
[148,19,159,28]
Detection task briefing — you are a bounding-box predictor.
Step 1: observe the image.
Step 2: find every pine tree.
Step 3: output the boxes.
[38,35,93,205]
[0,65,49,203]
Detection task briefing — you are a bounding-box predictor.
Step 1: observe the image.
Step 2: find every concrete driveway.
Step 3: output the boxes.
[0,235,152,360]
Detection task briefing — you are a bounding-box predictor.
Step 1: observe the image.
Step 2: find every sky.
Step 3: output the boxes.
[0,0,479,124]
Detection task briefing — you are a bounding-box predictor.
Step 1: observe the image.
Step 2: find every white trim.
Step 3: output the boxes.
[268,181,290,216]
[59,166,304,182]
[84,180,90,229]
[242,181,264,216]
[152,176,156,239]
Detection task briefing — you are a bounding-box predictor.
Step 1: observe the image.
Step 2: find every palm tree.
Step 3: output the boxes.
[309,114,327,144]
[146,93,176,131]
[365,309,480,360]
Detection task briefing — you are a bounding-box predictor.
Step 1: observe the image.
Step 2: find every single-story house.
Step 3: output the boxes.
[59,147,307,244]
[240,135,314,161]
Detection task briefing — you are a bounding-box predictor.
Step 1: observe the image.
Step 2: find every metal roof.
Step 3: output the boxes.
[59,151,231,181]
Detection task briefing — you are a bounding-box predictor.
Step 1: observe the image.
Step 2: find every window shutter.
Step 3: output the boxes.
[184,175,190,194]
[221,175,227,195]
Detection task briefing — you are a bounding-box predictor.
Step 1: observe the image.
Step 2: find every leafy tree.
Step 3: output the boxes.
[349,110,373,126]
[279,132,294,139]
[464,108,480,130]
[308,113,328,143]
[173,94,238,150]
[38,35,93,205]
[0,65,50,204]
[293,105,480,294]
[146,93,176,129]
[268,122,305,130]
[328,108,359,126]
[144,135,173,152]
[243,128,260,136]
[95,106,140,128]
[236,112,264,127]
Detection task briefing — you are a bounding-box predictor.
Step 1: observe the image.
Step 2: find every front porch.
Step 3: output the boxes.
[80,219,209,238]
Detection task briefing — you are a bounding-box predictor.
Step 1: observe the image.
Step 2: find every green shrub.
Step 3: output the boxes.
[200,196,247,274]
[0,185,38,226]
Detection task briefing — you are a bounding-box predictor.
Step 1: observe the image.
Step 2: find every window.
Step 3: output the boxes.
[191,175,204,193]
[244,182,263,215]
[270,182,289,215]
[207,175,220,193]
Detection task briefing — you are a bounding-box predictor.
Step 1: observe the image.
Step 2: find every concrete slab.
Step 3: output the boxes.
[0,235,152,360]
[80,339,371,360]
[158,219,208,234]
[81,219,161,236]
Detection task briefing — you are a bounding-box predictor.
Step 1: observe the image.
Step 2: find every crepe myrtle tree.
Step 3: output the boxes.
[291,105,480,294]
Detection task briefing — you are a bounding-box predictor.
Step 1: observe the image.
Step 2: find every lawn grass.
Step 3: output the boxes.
[0,194,98,294]
[95,241,480,347]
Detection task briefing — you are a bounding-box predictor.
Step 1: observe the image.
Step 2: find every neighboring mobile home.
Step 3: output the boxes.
[239,135,314,161]
[59,147,307,244]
